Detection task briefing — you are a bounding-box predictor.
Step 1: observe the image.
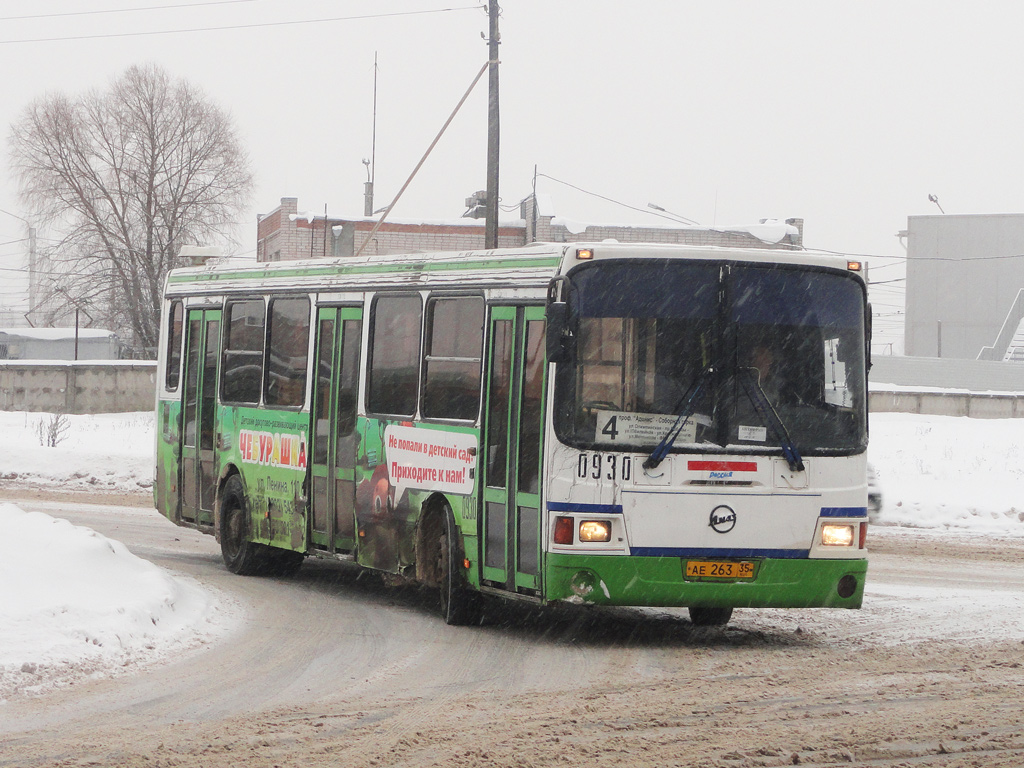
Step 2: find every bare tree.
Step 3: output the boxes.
[9,63,253,353]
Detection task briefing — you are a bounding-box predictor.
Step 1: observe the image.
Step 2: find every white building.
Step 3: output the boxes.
[0,328,121,360]
[904,213,1024,361]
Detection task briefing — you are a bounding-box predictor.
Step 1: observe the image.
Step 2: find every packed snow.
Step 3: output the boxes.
[0,503,237,701]
[0,409,1021,702]
[0,411,237,702]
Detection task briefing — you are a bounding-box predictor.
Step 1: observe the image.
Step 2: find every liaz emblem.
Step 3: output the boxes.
[709,505,736,534]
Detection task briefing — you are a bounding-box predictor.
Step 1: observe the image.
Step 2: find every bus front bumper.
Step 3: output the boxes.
[544,553,867,609]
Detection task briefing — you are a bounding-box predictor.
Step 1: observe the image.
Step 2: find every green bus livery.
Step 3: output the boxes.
[155,242,870,626]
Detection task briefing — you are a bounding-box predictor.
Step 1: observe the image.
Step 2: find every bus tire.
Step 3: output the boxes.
[220,475,264,576]
[439,504,482,626]
[688,606,733,627]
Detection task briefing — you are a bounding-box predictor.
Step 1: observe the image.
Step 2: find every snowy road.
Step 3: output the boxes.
[2,497,1024,767]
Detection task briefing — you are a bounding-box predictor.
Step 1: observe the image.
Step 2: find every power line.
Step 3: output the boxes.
[536,172,702,227]
[0,0,255,22]
[821,246,1024,263]
[0,6,483,45]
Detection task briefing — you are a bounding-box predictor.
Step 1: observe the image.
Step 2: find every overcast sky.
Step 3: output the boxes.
[2,1,1023,348]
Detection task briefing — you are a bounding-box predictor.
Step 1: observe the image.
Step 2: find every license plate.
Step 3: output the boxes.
[685,560,755,580]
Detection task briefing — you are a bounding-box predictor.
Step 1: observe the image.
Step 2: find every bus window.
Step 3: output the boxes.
[368,294,422,416]
[222,299,265,404]
[183,316,202,447]
[517,320,546,495]
[338,318,362,437]
[422,297,484,420]
[264,297,311,408]
[165,300,184,391]
[313,317,335,465]
[486,319,514,488]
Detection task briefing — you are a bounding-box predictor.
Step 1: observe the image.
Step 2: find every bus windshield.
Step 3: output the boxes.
[554,259,867,455]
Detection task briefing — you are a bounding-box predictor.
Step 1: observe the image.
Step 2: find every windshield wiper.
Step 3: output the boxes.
[739,370,804,472]
[642,366,713,472]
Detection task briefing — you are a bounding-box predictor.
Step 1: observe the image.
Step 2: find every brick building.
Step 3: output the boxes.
[256,196,805,262]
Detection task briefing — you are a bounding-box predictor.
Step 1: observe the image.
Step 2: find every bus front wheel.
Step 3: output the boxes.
[689,606,733,627]
[439,504,483,626]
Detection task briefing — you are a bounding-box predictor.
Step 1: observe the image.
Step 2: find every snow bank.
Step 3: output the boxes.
[0,503,236,702]
[867,412,1024,535]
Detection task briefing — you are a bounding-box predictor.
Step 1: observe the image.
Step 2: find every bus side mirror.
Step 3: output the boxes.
[546,302,570,363]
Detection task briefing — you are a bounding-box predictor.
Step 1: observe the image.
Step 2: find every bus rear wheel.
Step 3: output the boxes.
[689,606,733,627]
[439,504,483,626]
[220,475,266,576]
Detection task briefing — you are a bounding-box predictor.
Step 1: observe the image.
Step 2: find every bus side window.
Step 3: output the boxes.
[421,296,484,421]
[165,300,184,391]
[368,294,422,416]
[221,299,265,404]
[337,318,362,437]
[517,319,546,494]
[264,297,311,408]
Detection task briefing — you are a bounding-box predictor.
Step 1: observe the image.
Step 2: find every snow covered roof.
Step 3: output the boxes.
[0,328,118,341]
[547,216,799,245]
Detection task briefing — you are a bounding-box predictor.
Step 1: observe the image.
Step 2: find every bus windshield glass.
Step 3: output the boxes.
[554,259,867,455]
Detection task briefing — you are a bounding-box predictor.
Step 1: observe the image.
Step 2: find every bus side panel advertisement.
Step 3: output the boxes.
[354,419,480,574]
[227,407,309,551]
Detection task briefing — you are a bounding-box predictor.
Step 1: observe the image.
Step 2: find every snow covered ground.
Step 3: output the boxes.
[0,409,1021,702]
[867,412,1023,535]
[0,503,238,701]
[0,411,232,702]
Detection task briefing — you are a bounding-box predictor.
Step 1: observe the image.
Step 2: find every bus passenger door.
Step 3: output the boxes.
[481,306,546,594]
[309,306,363,553]
[180,308,221,527]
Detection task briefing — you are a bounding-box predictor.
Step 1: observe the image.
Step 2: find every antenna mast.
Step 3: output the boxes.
[364,52,379,217]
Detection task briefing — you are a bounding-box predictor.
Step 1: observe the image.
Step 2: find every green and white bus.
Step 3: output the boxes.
[155,241,870,626]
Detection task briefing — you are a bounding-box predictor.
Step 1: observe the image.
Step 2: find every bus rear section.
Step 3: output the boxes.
[541,251,869,622]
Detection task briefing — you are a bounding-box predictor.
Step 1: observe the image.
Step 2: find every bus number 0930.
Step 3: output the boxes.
[577,453,632,482]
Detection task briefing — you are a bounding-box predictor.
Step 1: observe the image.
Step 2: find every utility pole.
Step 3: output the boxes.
[26,225,36,324]
[484,0,500,249]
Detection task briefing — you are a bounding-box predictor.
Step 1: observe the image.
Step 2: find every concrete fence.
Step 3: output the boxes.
[0,361,157,414]
[869,388,1024,418]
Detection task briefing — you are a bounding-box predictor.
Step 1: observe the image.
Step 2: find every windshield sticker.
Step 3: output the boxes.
[737,425,767,442]
[823,337,852,406]
[595,411,696,445]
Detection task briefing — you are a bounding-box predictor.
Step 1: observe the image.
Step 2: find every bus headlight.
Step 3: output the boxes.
[579,520,611,543]
[821,524,855,547]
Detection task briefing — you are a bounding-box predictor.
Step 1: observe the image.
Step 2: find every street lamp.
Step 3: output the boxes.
[54,287,93,361]
[647,202,699,226]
